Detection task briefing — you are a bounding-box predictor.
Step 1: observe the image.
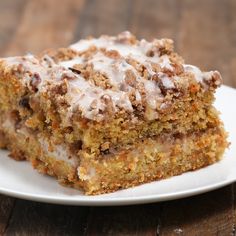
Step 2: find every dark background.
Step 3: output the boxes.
[0,0,235,235]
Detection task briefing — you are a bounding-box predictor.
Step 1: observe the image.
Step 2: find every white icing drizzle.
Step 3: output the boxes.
[143,80,162,110]
[202,71,217,81]
[159,72,175,89]
[59,57,84,68]
[183,64,204,82]
[70,33,172,69]
[70,37,114,52]
[88,52,138,88]
[77,167,96,180]
[66,74,133,121]
[39,138,78,166]
[135,90,142,101]
[160,55,173,70]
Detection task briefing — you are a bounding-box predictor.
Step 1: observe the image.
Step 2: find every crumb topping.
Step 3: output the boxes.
[1,31,222,122]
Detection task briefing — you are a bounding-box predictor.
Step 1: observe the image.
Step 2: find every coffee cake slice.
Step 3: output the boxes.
[0,32,228,195]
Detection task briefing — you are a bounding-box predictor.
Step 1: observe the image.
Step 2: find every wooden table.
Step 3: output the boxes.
[0,0,235,235]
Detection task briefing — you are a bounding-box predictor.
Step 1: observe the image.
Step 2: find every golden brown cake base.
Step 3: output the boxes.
[0,115,227,195]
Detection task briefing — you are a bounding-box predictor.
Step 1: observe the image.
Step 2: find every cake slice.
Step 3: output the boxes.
[0,32,228,195]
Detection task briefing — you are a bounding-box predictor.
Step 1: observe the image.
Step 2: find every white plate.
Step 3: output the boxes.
[0,85,236,206]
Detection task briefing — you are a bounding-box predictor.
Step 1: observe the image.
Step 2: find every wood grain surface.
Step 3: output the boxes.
[0,0,235,235]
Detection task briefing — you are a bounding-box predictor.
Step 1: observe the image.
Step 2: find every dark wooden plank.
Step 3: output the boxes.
[177,0,232,86]
[233,183,236,236]
[0,195,15,235]
[74,0,132,39]
[160,187,234,236]
[0,0,27,56]
[129,0,181,43]
[4,200,89,236]
[85,204,161,236]
[4,0,85,56]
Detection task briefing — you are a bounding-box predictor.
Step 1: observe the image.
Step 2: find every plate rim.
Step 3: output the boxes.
[0,177,235,206]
